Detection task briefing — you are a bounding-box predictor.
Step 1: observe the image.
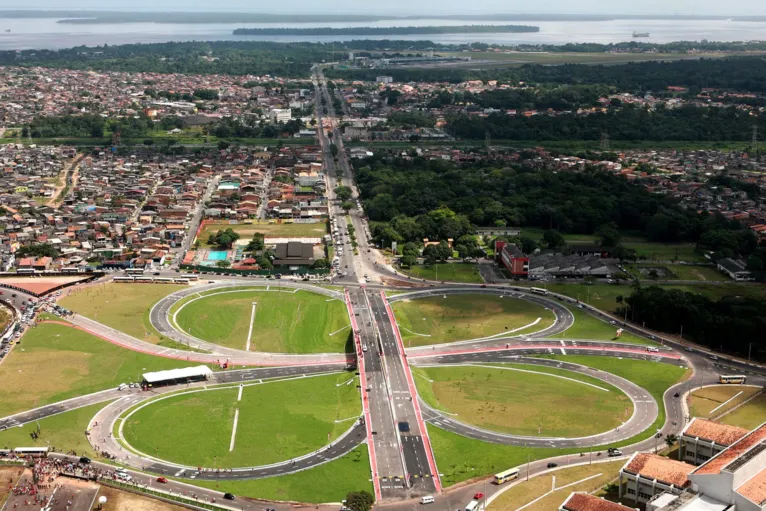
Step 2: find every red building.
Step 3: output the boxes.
[496,241,529,277]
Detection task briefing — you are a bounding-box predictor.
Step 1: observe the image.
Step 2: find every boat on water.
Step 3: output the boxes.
[633,31,650,38]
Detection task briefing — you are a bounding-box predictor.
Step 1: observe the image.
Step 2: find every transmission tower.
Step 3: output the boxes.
[600,132,610,152]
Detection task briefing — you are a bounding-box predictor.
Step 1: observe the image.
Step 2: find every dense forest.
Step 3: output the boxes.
[625,285,766,361]
[446,105,766,142]
[356,156,758,260]
[0,41,335,77]
[232,25,540,35]
[326,56,766,92]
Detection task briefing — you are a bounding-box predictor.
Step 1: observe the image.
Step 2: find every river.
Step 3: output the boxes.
[1,17,766,50]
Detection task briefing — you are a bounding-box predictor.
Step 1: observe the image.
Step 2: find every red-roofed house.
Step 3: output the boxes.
[619,453,695,503]
[680,418,749,465]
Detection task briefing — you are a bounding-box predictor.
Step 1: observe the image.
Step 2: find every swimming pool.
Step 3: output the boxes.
[207,250,228,261]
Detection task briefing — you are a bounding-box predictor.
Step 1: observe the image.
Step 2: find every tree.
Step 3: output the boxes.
[341,201,354,212]
[16,243,57,258]
[215,260,231,268]
[542,230,566,249]
[334,185,353,201]
[346,491,374,511]
[207,228,240,249]
[246,233,265,252]
[400,255,417,267]
[143,138,154,146]
[518,236,539,254]
[596,223,621,248]
[665,434,678,449]
[401,242,421,258]
[330,143,338,157]
[312,258,330,269]
[217,140,230,150]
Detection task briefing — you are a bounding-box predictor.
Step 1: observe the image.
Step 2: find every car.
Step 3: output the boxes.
[674,392,680,398]
[609,320,617,325]
[362,344,368,352]
[79,456,91,464]
[608,450,623,457]
[473,493,484,501]
[156,477,168,483]
[547,462,558,468]
[709,355,719,361]
[115,467,127,474]
[685,347,694,352]
[153,272,161,276]
[223,493,235,500]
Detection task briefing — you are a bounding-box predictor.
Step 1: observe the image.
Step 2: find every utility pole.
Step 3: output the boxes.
[748,342,752,362]
[753,125,759,155]
[600,132,610,152]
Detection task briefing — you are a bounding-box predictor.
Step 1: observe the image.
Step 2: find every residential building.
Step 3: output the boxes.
[559,493,634,511]
[716,258,754,281]
[269,108,292,123]
[619,453,695,503]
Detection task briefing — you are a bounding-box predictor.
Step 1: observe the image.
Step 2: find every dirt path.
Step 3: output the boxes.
[47,152,84,207]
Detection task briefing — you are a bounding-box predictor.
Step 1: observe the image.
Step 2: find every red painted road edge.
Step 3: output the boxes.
[380,291,442,493]
[345,289,382,501]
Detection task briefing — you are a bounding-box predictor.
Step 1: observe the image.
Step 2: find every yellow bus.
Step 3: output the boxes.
[493,467,520,485]
[719,375,747,384]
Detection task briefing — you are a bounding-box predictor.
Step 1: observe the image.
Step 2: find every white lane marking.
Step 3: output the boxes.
[245,302,257,351]
[237,384,243,402]
[229,408,240,452]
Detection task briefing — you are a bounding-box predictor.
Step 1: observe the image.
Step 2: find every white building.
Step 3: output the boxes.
[680,418,749,465]
[376,75,393,84]
[619,453,695,503]
[269,108,292,123]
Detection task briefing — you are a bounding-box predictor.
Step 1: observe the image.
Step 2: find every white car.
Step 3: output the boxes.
[362,344,368,352]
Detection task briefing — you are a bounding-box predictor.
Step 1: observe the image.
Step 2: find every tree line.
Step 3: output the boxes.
[446,104,766,142]
[356,156,759,261]
[232,25,539,36]
[624,285,766,361]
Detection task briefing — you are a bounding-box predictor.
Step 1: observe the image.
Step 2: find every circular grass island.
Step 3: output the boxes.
[390,293,556,347]
[413,364,633,438]
[121,372,360,468]
[172,287,351,353]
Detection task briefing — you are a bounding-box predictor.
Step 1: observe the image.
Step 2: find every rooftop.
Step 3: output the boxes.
[623,453,694,488]
[682,418,749,446]
[693,423,766,475]
[560,493,633,511]
[736,466,766,506]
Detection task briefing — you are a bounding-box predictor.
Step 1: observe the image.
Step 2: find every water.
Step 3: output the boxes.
[1,17,766,50]
[207,250,229,262]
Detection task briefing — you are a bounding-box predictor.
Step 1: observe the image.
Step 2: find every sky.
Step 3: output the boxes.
[3,0,765,16]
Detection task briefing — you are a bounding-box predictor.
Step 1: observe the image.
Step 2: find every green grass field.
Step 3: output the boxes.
[198,222,327,245]
[662,265,727,281]
[688,386,762,419]
[174,288,351,353]
[720,393,766,430]
[413,364,631,437]
[0,402,107,458]
[188,445,372,504]
[0,322,201,417]
[487,460,625,511]
[123,372,359,468]
[60,283,187,347]
[391,294,555,347]
[429,355,688,486]
[402,263,484,283]
[549,302,650,345]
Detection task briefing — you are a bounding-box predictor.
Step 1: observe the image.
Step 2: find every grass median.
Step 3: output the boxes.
[122,372,360,468]
[401,263,484,283]
[413,364,631,437]
[0,321,202,417]
[173,288,351,353]
[392,294,554,347]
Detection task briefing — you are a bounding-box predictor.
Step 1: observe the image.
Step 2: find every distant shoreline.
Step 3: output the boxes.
[232,25,541,36]
[0,11,758,25]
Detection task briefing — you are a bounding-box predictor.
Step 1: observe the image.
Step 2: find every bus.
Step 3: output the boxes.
[719,375,747,384]
[180,274,199,281]
[493,467,520,485]
[465,501,480,511]
[113,276,135,283]
[529,287,548,296]
[125,268,145,276]
[16,268,36,275]
[13,447,49,458]
[173,278,190,285]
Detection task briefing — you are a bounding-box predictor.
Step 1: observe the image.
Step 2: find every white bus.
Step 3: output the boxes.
[173,278,190,285]
[113,276,135,283]
[493,467,520,484]
[180,274,199,281]
[529,287,548,296]
[16,268,36,275]
[125,268,145,276]
[719,375,747,384]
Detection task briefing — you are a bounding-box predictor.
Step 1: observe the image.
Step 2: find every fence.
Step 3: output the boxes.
[180,264,330,276]
[99,479,233,511]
